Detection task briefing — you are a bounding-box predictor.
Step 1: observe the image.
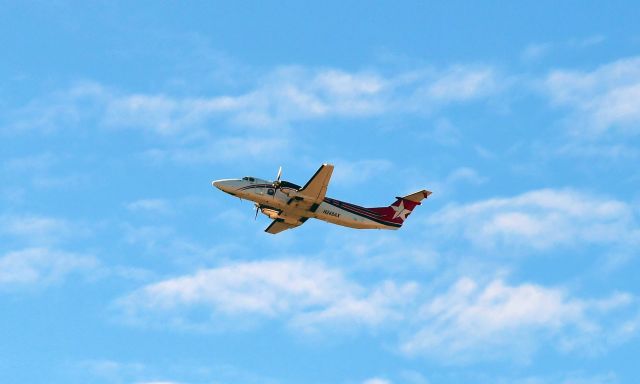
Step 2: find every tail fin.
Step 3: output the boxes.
[368,190,432,226]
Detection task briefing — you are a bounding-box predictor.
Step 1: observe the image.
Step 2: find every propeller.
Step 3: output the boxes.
[272,166,283,198]
[274,166,282,187]
[254,203,260,220]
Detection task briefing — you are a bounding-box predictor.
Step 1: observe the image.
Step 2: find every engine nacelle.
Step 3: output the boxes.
[260,207,300,224]
[260,207,280,220]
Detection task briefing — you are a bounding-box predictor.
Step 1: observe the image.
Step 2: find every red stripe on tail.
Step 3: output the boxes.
[368,190,431,226]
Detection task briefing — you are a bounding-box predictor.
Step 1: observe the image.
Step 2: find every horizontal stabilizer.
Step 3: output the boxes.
[400,190,432,203]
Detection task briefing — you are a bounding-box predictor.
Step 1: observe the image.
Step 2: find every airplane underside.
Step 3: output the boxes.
[254,195,396,230]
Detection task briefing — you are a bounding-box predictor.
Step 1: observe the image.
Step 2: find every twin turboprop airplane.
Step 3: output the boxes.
[212,164,431,234]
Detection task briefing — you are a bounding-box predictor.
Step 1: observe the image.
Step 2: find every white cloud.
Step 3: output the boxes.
[141,136,288,164]
[31,172,90,190]
[6,64,503,135]
[521,36,604,62]
[0,214,77,244]
[113,257,638,363]
[424,167,487,201]
[422,66,500,103]
[0,247,98,287]
[291,280,417,332]
[553,141,640,160]
[123,224,175,250]
[429,117,462,146]
[401,277,634,362]
[135,381,182,384]
[544,56,640,135]
[77,358,279,384]
[104,92,248,135]
[330,159,394,186]
[126,198,172,214]
[2,152,58,172]
[430,188,638,250]
[2,64,505,165]
[363,378,392,384]
[319,232,440,274]
[2,81,106,135]
[446,167,486,185]
[522,43,553,61]
[114,259,416,332]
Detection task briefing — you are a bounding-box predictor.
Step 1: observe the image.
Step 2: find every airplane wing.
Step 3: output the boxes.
[265,164,333,234]
[299,163,334,202]
[265,217,307,234]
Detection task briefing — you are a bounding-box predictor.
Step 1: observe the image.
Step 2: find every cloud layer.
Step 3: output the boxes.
[116,259,417,332]
[544,56,640,135]
[429,188,639,250]
[0,247,97,288]
[401,277,634,362]
[113,257,637,362]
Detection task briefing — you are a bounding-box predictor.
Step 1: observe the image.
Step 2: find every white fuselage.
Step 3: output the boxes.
[213,178,396,230]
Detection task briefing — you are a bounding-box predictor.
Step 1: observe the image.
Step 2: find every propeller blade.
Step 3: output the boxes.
[254,203,260,220]
[273,166,283,199]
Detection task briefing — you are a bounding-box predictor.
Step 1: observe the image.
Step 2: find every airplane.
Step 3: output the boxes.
[212,163,431,234]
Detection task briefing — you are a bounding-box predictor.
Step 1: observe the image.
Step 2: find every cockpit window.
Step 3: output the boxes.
[242,177,248,181]
[242,177,255,182]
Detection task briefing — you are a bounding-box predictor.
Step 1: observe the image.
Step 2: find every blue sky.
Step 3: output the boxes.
[1,2,640,383]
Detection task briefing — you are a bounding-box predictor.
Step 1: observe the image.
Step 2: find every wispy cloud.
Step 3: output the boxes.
[4,65,502,135]
[427,166,487,199]
[544,56,640,135]
[2,64,505,165]
[2,82,106,135]
[2,152,58,172]
[429,188,639,250]
[76,359,280,384]
[401,277,635,362]
[330,158,394,187]
[522,43,554,62]
[0,214,79,244]
[521,35,605,62]
[419,66,501,104]
[135,381,182,384]
[0,247,98,288]
[140,136,289,164]
[114,258,638,364]
[114,259,416,332]
[126,199,173,214]
[363,378,392,384]
[445,167,487,186]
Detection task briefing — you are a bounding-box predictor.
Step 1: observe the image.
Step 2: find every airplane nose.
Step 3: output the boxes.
[211,180,229,192]
[212,179,238,194]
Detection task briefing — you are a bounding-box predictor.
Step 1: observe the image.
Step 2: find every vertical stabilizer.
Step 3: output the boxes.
[368,190,431,226]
